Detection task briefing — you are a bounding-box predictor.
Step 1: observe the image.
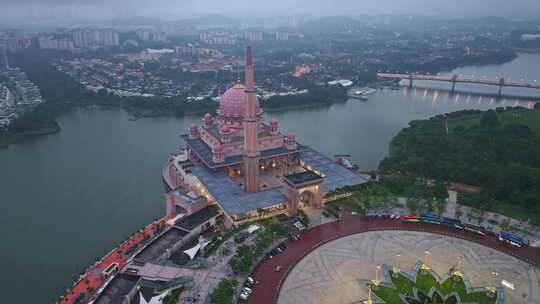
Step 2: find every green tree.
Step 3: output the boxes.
[210,279,238,304]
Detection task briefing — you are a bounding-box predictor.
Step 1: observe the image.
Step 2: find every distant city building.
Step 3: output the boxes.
[0,30,31,53]
[200,31,238,45]
[142,48,175,61]
[38,35,75,51]
[38,29,119,51]
[243,30,263,42]
[175,44,224,59]
[136,29,167,43]
[272,31,289,41]
[72,29,119,49]
[0,68,43,127]
[0,46,8,70]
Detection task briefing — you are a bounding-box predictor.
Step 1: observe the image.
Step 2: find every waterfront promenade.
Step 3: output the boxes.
[58,216,174,304]
[247,215,540,304]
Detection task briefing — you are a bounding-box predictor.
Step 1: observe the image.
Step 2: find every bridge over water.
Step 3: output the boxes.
[378,73,540,96]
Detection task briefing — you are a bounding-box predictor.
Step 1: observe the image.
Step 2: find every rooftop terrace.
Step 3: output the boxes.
[182,135,306,168]
[135,227,189,262]
[298,147,369,192]
[93,274,139,304]
[283,170,322,186]
[191,164,287,215]
[190,145,367,216]
[174,204,221,231]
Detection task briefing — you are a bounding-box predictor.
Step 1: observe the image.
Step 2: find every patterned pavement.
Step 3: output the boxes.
[279,231,540,304]
[247,217,540,304]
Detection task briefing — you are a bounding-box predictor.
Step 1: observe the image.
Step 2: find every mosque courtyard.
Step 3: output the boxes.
[278,230,540,304]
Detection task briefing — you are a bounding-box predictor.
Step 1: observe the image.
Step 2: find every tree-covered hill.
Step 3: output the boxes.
[379,107,540,223]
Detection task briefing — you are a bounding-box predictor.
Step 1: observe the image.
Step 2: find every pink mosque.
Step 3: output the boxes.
[162,46,366,225]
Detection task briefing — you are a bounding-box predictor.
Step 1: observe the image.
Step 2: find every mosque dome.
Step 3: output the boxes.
[218,83,260,118]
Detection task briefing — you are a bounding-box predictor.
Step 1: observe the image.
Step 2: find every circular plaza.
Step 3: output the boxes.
[247,217,540,304]
[278,230,540,304]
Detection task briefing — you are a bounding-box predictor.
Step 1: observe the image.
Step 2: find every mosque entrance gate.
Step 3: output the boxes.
[282,171,323,216]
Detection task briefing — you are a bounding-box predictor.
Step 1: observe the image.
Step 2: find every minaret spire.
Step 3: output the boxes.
[243,46,260,193]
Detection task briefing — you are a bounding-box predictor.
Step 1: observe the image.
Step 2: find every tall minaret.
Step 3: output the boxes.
[243,46,260,193]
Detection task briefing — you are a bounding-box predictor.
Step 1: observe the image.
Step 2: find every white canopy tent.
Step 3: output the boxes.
[139,290,168,304]
[183,238,211,260]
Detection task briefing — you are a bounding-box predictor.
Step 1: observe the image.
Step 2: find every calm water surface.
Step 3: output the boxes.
[1,53,539,303]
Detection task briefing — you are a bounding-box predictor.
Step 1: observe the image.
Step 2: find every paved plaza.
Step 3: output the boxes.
[278,230,540,304]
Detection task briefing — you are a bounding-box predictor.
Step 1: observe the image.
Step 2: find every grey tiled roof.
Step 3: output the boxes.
[191,165,287,215]
[135,228,189,262]
[182,134,306,168]
[190,146,367,216]
[299,147,369,192]
[174,205,221,230]
[94,274,139,304]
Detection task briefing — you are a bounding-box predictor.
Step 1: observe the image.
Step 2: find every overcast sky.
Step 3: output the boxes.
[1,0,540,23]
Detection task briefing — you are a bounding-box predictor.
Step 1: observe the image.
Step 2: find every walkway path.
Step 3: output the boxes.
[247,216,540,304]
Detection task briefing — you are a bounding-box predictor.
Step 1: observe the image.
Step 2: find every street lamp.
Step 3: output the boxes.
[486,271,499,298]
[421,251,431,274]
[363,285,373,304]
[372,265,382,290]
[393,254,401,278]
[452,256,464,282]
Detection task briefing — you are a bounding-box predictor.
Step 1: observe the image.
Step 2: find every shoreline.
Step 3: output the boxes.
[0,52,528,147]
[0,123,60,149]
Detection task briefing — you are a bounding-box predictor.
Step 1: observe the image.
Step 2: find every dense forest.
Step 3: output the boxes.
[380,107,540,223]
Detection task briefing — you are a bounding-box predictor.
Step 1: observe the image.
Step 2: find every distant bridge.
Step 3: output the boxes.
[378,73,540,96]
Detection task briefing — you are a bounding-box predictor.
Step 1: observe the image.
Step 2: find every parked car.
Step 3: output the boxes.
[239,292,249,301]
[234,232,249,243]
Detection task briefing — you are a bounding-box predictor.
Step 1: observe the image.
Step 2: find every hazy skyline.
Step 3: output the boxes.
[1,0,540,24]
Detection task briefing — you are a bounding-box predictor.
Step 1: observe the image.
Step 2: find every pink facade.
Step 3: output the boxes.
[243,46,260,193]
[164,46,321,220]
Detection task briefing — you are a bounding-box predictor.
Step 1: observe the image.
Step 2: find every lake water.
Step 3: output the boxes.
[1,53,539,303]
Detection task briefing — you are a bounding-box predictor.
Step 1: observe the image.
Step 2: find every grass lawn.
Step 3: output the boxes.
[414,271,438,295]
[373,270,496,304]
[439,277,494,304]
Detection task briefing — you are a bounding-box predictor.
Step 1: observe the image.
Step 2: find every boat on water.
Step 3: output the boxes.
[358,87,377,95]
[348,87,376,100]
[349,93,368,101]
[334,155,359,171]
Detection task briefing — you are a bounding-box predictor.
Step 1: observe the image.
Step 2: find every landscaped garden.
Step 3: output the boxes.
[210,279,238,304]
[365,264,497,304]
[325,175,448,216]
[163,286,184,304]
[229,217,288,274]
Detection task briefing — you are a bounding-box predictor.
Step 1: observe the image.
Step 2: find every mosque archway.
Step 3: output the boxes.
[300,190,315,208]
